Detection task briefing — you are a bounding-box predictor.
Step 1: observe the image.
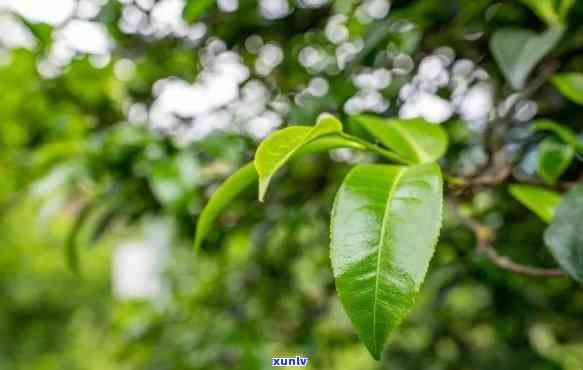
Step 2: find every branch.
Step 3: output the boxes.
[521,60,561,99]
[480,247,565,277]
[453,202,566,278]
[466,165,512,187]
[447,162,512,193]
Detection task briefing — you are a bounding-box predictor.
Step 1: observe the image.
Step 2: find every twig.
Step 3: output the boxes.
[480,247,565,277]
[452,201,565,278]
[521,60,561,99]
[447,163,512,193]
[468,165,512,187]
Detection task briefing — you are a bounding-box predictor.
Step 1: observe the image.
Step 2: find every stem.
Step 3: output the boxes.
[452,202,566,278]
[339,133,412,165]
[481,247,565,277]
[447,164,512,189]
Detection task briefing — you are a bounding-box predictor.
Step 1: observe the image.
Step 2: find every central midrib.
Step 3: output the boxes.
[371,166,406,354]
[389,124,427,163]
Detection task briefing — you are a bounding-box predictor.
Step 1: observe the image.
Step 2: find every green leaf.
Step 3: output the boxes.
[194,135,368,252]
[519,0,561,26]
[352,116,448,164]
[533,119,583,153]
[538,137,574,185]
[194,163,257,253]
[255,114,343,201]
[331,163,443,360]
[490,27,563,90]
[544,184,583,283]
[509,184,562,223]
[552,73,583,106]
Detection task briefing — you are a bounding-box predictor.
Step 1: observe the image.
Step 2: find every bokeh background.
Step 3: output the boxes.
[1,0,583,369]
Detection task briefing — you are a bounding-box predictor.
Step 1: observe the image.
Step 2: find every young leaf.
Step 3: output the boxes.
[255,114,342,201]
[194,135,368,252]
[509,184,562,223]
[537,137,574,185]
[194,162,257,253]
[331,163,443,360]
[352,115,448,164]
[533,119,583,153]
[552,73,583,106]
[544,184,583,283]
[490,27,563,90]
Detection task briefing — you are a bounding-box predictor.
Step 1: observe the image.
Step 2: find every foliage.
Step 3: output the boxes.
[544,185,583,283]
[2,0,583,368]
[331,162,442,360]
[509,184,561,223]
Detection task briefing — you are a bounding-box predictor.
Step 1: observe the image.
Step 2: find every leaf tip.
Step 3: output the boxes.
[316,112,343,130]
[316,112,336,122]
[367,346,382,361]
[360,336,382,360]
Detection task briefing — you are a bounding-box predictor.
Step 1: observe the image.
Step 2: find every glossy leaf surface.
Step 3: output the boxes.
[544,184,583,283]
[490,27,563,89]
[538,137,574,185]
[331,163,443,360]
[352,115,448,164]
[552,73,583,106]
[255,114,343,201]
[509,184,561,223]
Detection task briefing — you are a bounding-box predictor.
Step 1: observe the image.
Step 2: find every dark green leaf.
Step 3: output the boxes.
[331,163,443,360]
[509,184,562,223]
[352,116,448,164]
[490,27,563,90]
[552,73,583,106]
[255,114,343,201]
[533,119,583,153]
[544,184,583,283]
[538,137,574,185]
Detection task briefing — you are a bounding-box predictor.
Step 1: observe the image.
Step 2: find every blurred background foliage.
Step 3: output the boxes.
[1,0,583,369]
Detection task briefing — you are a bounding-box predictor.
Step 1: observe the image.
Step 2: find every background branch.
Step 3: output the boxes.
[453,202,566,278]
